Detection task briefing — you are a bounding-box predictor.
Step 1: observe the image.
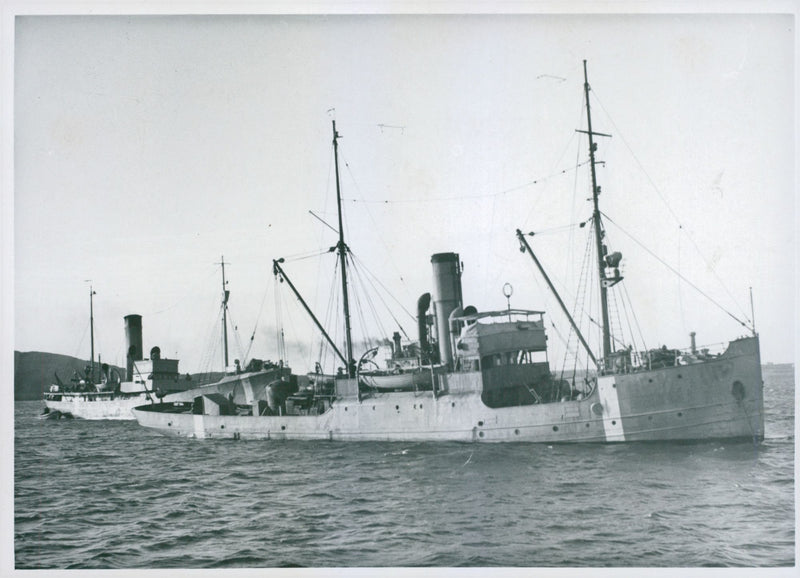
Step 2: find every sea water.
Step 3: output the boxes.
[14,365,794,569]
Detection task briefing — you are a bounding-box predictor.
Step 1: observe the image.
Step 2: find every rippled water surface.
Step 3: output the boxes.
[15,365,794,568]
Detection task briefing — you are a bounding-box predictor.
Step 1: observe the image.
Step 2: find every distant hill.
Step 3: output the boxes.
[14,351,120,401]
[14,351,227,401]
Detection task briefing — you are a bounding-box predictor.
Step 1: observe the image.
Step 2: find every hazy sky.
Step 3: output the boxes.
[8,7,796,375]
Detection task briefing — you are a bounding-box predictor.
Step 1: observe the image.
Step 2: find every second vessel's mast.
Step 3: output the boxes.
[220,255,230,369]
[332,120,354,377]
[88,283,95,384]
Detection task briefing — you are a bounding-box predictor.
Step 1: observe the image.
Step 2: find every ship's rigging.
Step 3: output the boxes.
[519,61,755,378]
[273,121,418,379]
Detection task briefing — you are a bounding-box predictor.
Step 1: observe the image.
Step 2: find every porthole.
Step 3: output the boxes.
[514,429,520,435]
[611,420,617,425]
[281,425,286,430]
[585,423,590,428]
[167,421,172,427]
[553,426,559,432]
[612,384,616,388]
[677,412,682,417]
[648,415,653,421]
[372,406,375,410]
[478,420,484,426]
[648,379,653,383]
[451,402,455,407]
[478,431,484,438]
[345,407,348,411]
[395,405,400,410]
[678,374,682,379]
[220,424,225,429]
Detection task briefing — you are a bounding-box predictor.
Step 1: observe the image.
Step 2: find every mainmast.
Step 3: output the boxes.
[332,120,355,377]
[582,60,613,363]
[219,255,230,369]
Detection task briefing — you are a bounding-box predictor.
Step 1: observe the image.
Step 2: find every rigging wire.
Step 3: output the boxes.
[73,319,90,360]
[568,89,589,277]
[621,282,647,355]
[225,306,247,368]
[146,266,218,316]
[522,88,588,232]
[349,252,417,326]
[590,90,750,322]
[337,145,416,304]
[607,286,628,352]
[245,275,273,363]
[616,282,643,364]
[280,248,332,263]
[273,274,285,363]
[198,313,222,378]
[559,225,594,382]
[276,266,314,370]
[677,225,687,334]
[350,257,389,343]
[343,160,592,204]
[315,257,342,373]
[350,261,384,353]
[601,212,751,330]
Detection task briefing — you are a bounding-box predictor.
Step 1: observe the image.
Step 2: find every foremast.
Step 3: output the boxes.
[519,61,621,371]
[582,60,613,362]
[271,121,356,380]
[332,120,355,377]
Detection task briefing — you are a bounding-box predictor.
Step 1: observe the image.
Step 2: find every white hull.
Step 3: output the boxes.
[43,367,290,420]
[43,393,153,420]
[133,337,764,443]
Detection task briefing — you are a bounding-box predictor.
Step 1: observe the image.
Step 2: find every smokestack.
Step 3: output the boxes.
[124,314,143,381]
[431,253,462,368]
[417,292,431,362]
[392,331,402,358]
[690,331,697,355]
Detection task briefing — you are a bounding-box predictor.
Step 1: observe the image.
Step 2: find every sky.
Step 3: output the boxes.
[6,5,796,378]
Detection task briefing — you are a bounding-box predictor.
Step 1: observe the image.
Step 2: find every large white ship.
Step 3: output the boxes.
[132,62,764,442]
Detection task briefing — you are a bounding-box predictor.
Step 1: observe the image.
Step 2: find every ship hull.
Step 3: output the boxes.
[43,368,290,420]
[132,337,763,443]
[43,393,153,420]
